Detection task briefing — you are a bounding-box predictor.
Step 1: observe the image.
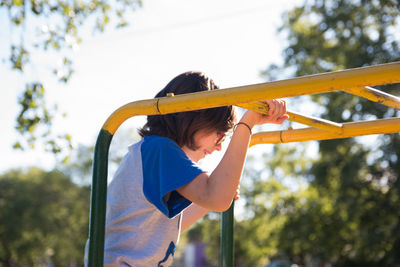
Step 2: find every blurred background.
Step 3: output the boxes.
[1,0,400,266]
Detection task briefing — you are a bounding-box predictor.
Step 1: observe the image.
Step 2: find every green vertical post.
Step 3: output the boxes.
[87,129,113,267]
[220,202,235,267]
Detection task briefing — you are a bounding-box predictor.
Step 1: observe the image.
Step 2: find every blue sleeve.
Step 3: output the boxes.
[141,136,204,218]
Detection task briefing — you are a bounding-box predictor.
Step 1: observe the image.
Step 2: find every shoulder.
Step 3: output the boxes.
[141,135,182,155]
[142,135,178,147]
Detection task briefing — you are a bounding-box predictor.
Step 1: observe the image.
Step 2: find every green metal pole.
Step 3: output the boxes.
[220,202,235,267]
[88,129,113,267]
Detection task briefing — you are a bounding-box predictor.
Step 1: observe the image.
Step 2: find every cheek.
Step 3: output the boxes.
[193,131,217,149]
[203,136,216,148]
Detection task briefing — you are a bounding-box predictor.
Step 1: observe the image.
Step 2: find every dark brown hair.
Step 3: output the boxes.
[139,71,235,150]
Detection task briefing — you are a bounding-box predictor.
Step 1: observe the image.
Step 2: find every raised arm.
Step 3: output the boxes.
[177,99,288,212]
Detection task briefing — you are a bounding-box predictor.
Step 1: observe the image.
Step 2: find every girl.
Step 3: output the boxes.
[95,71,288,266]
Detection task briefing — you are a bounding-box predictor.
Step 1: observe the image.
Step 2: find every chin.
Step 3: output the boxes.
[190,156,200,163]
[195,155,205,163]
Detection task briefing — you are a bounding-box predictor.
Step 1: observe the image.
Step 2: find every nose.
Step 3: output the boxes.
[215,143,222,151]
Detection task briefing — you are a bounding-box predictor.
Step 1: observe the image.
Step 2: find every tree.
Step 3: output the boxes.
[60,127,140,184]
[258,0,400,266]
[1,0,142,157]
[0,168,90,266]
[264,0,400,78]
[184,2,400,266]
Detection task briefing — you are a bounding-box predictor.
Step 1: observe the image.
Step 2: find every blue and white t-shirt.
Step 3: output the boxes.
[102,135,203,267]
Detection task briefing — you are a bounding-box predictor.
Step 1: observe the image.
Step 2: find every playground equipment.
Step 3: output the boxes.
[87,62,400,267]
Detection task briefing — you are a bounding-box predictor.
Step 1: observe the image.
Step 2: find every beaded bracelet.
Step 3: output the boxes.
[234,122,252,135]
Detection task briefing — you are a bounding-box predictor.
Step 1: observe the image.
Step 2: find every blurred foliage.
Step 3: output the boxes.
[2,0,142,159]
[0,167,90,266]
[263,0,400,80]
[59,127,140,184]
[187,0,400,266]
[270,1,400,264]
[0,127,138,266]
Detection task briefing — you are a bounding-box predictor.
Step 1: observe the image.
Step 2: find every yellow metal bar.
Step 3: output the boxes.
[90,62,400,267]
[237,102,343,134]
[343,86,400,110]
[103,62,400,134]
[249,117,400,146]
[102,99,158,134]
[287,110,343,133]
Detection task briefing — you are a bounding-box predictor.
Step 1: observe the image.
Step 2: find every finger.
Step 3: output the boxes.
[266,100,286,123]
[274,100,283,118]
[274,100,286,119]
[275,114,290,124]
[280,100,287,115]
[282,100,287,114]
[266,99,277,119]
[272,100,284,121]
[234,185,240,198]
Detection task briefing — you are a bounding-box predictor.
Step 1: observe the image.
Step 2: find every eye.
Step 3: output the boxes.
[215,132,226,145]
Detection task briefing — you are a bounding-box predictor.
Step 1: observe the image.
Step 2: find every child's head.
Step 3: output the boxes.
[139,71,236,150]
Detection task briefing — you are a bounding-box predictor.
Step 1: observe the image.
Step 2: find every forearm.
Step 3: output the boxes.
[181,204,209,232]
[206,117,254,210]
[176,101,287,212]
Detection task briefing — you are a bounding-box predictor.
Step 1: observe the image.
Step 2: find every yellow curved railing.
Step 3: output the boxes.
[88,62,400,267]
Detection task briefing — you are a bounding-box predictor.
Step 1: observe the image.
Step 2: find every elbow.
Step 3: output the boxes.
[202,179,234,212]
[211,199,233,212]
[198,198,232,212]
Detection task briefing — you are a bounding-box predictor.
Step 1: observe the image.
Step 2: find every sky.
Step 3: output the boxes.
[1,0,305,174]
